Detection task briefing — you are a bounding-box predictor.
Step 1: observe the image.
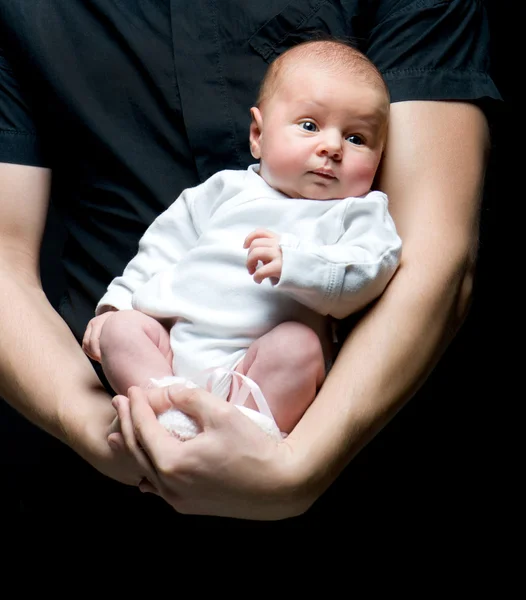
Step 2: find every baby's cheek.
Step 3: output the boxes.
[358,157,379,181]
[345,161,378,195]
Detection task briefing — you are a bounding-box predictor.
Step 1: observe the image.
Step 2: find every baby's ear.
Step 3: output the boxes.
[249,107,263,159]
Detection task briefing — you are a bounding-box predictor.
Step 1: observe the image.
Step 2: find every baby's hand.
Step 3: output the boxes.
[244,229,283,284]
[82,310,117,362]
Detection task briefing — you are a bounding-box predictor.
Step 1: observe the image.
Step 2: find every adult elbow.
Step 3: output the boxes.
[455,250,477,327]
[444,236,479,338]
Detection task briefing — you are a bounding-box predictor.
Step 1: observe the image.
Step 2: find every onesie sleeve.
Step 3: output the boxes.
[274,192,401,319]
[96,183,206,314]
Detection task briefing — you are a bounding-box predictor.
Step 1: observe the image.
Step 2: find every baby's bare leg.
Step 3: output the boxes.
[236,322,325,434]
[99,309,173,394]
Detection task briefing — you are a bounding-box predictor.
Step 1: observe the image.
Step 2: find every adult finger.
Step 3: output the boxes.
[138,479,160,496]
[112,394,159,484]
[108,415,121,435]
[126,386,184,467]
[130,385,223,460]
[161,385,223,424]
[141,383,188,415]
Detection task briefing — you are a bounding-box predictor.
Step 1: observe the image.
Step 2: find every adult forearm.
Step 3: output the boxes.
[286,249,474,508]
[0,164,144,486]
[282,101,490,512]
[0,268,111,445]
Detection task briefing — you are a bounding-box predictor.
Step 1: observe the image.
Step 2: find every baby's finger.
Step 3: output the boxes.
[246,247,276,273]
[81,322,93,353]
[247,238,275,251]
[243,228,276,248]
[253,260,281,284]
[93,319,109,358]
[87,332,102,362]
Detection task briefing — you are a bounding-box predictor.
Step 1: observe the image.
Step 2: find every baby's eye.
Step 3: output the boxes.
[301,121,318,132]
[345,134,364,146]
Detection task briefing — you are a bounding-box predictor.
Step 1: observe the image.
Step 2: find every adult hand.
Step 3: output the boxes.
[244,229,283,284]
[70,393,156,488]
[112,384,309,520]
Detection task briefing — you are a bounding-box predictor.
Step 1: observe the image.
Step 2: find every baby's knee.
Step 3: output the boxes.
[270,322,324,371]
[99,310,145,352]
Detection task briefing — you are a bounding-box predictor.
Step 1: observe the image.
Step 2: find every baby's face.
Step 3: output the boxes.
[250,61,388,200]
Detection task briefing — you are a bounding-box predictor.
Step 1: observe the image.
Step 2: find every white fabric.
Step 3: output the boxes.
[152,374,283,441]
[97,164,401,396]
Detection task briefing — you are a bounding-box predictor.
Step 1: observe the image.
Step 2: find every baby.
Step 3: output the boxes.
[83,39,401,439]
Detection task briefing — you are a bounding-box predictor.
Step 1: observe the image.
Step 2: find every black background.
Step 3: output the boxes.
[1,1,519,537]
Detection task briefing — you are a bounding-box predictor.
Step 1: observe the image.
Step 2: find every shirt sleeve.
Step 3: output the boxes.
[0,45,49,167]
[274,192,402,319]
[366,0,502,106]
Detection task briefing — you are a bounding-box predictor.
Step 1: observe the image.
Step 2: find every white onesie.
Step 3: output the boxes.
[96,164,402,398]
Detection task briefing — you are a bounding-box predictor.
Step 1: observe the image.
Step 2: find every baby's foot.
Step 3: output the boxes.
[151,376,282,441]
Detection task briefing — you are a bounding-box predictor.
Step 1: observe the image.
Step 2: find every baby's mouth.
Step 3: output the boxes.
[311,169,336,180]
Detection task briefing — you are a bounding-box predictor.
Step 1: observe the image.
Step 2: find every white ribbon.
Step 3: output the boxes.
[201,367,277,426]
[153,367,283,439]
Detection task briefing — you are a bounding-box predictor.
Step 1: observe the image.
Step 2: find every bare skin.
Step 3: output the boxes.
[0,164,145,485]
[0,100,489,518]
[82,221,323,435]
[89,309,325,435]
[111,101,490,517]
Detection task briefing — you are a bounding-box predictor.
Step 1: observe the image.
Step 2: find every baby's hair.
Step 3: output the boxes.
[256,38,389,107]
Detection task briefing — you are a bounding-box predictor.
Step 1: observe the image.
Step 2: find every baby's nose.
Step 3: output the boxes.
[318,132,342,158]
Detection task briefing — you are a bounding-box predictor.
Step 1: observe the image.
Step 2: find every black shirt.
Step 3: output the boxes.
[0,1,503,527]
[0,0,501,341]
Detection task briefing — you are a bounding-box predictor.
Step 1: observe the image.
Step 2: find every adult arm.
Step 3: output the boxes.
[0,162,150,485]
[287,100,489,502]
[118,99,489,519]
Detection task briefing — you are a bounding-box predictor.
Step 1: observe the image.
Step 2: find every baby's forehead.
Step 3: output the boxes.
[279,66,388,110]
[258,42,390,116]
[280,58,385,95]
[280,62,361,87]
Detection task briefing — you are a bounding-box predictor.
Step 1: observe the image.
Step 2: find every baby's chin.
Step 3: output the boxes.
[295,187,366,201]
[273,179,369,200]
[291,180,370,200]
